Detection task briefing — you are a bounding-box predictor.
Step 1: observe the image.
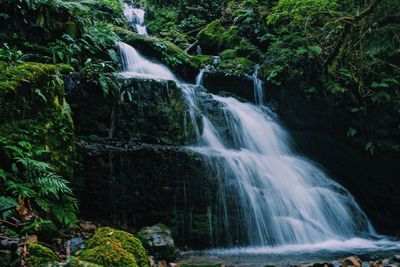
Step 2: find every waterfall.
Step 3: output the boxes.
[117,41,379,247]
[123,4,148,35]
[252,65,264,105]
[196,68,205,86]
[117,41,176,81]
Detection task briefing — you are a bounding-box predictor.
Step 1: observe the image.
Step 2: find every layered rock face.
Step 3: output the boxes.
[69,77,216,248]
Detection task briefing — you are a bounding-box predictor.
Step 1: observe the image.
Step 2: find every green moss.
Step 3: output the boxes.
[218,57,254,76]
[26,244,59,267]
[85,227,149,267]
[56,64,75,74]
[0,62,60,94]
[196,20,240,54]
[223,26,241,47]
[192,55,214,67]
[0,62,75,179]
[68,257,103,267]
[219,49,238,60]
[99,0,123,14]
[80,243,138,267]
[196,20,226,51]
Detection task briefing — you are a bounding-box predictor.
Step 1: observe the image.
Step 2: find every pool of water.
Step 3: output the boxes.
[178,238,400,266]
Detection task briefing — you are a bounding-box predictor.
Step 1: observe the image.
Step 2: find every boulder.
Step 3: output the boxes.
[201,69,255,103]
[26,243,59,267]
[138,224,178,261]
[80,227,149,267]
[196,20,240,54]
[341,256,362,267]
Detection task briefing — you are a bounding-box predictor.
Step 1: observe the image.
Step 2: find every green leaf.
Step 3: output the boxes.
[347,127,358,137]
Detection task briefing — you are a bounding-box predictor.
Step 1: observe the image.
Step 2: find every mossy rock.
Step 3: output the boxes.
[0,62,75,179]
[85,227,149,267]
[219,49,238,60]
[115,27,198,80]
[137,223,178,261]
[192,55,214,67]
[26,244,59,267]
[80,243,138,267]
[218,57,255,77]
[196,20,240,54]
[68,257,103,267]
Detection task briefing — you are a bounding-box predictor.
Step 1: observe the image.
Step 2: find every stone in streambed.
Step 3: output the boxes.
[137,224,178,262]
[341,256,362,267]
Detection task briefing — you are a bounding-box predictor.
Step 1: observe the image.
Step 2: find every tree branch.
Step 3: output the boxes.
[324,0,383,67]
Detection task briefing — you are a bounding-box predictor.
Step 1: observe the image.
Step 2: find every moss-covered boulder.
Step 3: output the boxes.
[0,62,75,178]
[82,227,149,267]
[26,244,59,267]
[80,243,138,267]
[115,27,198,81]
[68,257,103,267]
[196,20,240,54]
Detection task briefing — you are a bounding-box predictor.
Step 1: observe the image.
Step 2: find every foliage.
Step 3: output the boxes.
[79,227,149,267]
[0,61,77,230]
[26,243,59,267]
[0,139,78,228]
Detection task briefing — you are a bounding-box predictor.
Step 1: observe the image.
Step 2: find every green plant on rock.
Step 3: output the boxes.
[0,139,78,227]
[80,243,138,267]
[84,227,150,267]
[25,243,59,267]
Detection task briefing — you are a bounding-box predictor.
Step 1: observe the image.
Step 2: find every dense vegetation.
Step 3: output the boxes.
[0,0,399,265]
[144,0,399,155]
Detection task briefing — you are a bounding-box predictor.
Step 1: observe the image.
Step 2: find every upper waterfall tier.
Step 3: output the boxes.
[123,4,148,36]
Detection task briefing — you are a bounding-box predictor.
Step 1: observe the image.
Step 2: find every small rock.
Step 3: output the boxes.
[137,223,178,261]
[79,221,97,232]
[25,235,38,244]
[341,256,362,267]
[65,237,84,255]
[312,263,332,267]
[393,255,400,262]
[381,258,390,265]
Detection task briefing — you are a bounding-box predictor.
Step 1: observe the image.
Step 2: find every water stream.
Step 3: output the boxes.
[117,4,400,258]
[123,3,148,35]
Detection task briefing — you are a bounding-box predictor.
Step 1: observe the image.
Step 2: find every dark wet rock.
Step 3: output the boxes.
[138,223,178,261]
[202,69,255,103]
[68,76,200,146]
[312,263,333,267]
[75,140,218,248]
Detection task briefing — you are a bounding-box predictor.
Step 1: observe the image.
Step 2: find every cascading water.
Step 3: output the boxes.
[251,64,264,105]
[116,9,399,252]
[117,41,378,247]
[123,4,148,35]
